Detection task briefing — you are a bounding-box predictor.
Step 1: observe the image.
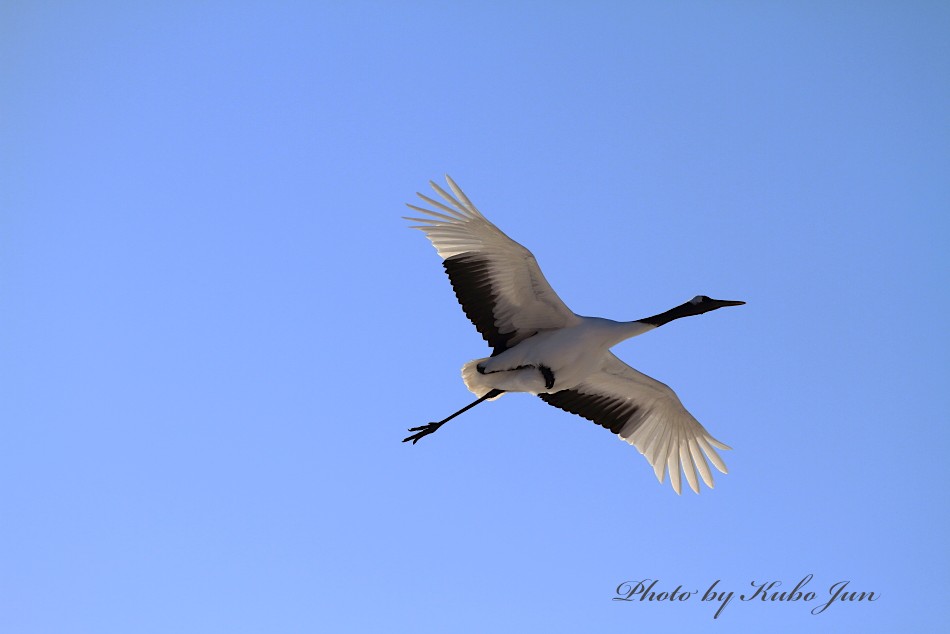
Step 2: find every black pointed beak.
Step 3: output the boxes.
[715,299,745,307]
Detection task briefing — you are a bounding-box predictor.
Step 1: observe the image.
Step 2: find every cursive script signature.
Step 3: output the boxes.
[613,574,878,619]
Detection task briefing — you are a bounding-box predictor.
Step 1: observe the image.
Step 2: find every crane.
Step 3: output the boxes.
[403,176,744,494]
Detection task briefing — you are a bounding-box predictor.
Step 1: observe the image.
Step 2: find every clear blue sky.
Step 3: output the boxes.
[3,2,948,632]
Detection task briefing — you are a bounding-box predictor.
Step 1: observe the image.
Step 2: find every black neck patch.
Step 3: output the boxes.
[638,301,702,327]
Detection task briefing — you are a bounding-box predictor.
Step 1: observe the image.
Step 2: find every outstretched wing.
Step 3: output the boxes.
[538,353,731,494]
[405,176,580,354]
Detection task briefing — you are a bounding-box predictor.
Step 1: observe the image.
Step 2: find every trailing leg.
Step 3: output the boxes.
[403,389,505,444]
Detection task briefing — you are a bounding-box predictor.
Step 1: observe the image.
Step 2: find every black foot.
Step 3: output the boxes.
[539,365,555,389]
[403,421,444,444]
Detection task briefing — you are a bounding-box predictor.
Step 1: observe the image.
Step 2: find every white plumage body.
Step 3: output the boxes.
[463,318,653,396]
[405,176,742,495]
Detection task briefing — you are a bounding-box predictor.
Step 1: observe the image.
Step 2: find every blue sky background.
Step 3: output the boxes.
[2,2,948,632]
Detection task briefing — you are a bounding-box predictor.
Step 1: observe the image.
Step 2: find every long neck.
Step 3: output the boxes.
[585,317,656,348]
[637,301,703,327]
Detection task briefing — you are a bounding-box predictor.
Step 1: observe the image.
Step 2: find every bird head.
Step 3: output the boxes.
[687,295,746,315]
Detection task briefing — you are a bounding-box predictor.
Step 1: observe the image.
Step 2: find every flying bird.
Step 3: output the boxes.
[403,176,744,494]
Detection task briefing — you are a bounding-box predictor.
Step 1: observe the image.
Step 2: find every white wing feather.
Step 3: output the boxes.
[406,176,580,350]
[546,352,731,494]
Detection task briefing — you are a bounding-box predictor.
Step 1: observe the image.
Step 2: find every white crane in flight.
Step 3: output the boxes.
[403,176,744,494]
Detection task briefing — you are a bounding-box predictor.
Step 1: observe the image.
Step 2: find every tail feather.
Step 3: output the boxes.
[461,359,505,399]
